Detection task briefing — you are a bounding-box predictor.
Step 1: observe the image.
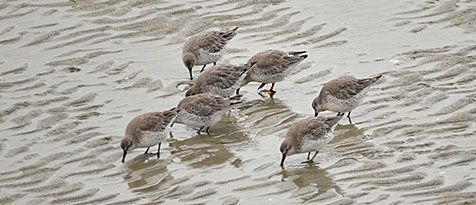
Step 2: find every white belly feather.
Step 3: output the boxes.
[299,132,335,153]
[251,73,285,84]
[175,110,226,128]
[196,49,224,65]
[209,86,236,97]
[137,130,169,148]
[324,89,369,112]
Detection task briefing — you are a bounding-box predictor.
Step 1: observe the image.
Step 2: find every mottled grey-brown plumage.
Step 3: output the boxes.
[124,110,177,137]
[182,27,239,80]
[243,50,307,95]
[282,117,339,148]
[174,94,235,134]
[280,116,342,167]
[178,93,232,116]
[313,75,382,117]
[120,108,179,163]
[244,50,307,83]
[186,64,249,97]
[182,29,236,54]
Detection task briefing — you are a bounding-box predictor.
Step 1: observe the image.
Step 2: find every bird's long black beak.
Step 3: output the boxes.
[170,122,174,127]
[314,112,319,117]
[280,153,287,167]
[188,68,193,80]
[122,150,127,163]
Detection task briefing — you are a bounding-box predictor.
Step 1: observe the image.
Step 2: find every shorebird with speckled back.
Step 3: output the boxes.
[172,93,238,134]
[182,27,239,80]
[120,108,179,163]
[185,63,252,97]
[312,75,382,119]
[242,49,308,96]
[280,116,342,167]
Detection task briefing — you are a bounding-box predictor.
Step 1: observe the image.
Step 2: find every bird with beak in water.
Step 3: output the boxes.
[182,27,239,80]
[120,108,179,163]
[280,116,342,167]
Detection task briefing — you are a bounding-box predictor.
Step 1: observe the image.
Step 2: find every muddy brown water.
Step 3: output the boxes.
[0,0,475,204]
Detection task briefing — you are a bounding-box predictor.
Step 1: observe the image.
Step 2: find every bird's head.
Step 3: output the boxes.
[279,139,296,167]
[120,135,135,163]
[312,97,324,117]
[182,53,196,80]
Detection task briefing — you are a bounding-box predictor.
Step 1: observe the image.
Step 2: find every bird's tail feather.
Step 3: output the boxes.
[221,27,239,41]
[288,50,307,56]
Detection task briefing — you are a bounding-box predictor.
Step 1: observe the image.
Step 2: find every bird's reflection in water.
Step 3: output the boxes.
[123,154,170,192]
[331,123,363,144]
[169,134,233,168]
[280,164,342,197]
[169,113,248,169]
[237,98,299,136]
[238,98,291,116]
[155,80,193,98]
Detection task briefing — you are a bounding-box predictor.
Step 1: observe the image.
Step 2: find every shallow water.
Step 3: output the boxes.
[0,0,475,204]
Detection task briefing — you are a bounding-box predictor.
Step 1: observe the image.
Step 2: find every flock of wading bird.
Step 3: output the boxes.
[120,27,383,167]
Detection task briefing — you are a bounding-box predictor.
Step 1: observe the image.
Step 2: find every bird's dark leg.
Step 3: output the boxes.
[144,147,150,155]
[197,126,204,134]
[235,88,240,95]
[302,151,319,164]
[156,143,161,159]
[200,65,207,72]
[213,62,216,65]
[336,112,341,116]
[310,151,319,161]
[257,83,266,90]
[205,127,210,134]
[268,83,276,97]
[347,111,352,118]
[269,83,275,92]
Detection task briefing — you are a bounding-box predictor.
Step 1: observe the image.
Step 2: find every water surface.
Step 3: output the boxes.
[0,0,475,204]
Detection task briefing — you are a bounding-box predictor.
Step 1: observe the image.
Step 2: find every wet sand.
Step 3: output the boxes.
[0,0,475,204]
